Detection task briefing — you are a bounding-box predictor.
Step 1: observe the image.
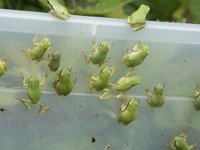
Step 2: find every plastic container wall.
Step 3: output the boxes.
[0,9,200,150]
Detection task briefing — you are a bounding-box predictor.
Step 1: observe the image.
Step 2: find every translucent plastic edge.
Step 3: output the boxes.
[0,8,200,32]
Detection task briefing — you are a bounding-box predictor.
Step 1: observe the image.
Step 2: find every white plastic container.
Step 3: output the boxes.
[0,9,200,150]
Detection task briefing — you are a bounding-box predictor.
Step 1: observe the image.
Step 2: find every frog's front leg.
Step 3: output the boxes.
[40,72,49,85]
[32,34,39,46]
[116,92,126,99]
[110,67,115,76]
[132,24,145,31]
[20,72,28,87]
[92,40,97,51]
[88,81,94,93]
[99,88,111,100]
[146,89,152,97]
[81,51,91,63]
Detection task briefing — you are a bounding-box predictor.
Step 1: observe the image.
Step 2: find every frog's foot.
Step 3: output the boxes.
[40,71,49,85]
[1,56,8,63]
[99,88,112,100]
[147,99,155,108]
[18,98,31,110]
[19,72,28,86]
[110,66,115,76]
[37,103,49,115]
[32,34,39,46]
[25,49,31,58]
[92,40,97,51]
[116,92,126,99]
[81,51,91,63]
[88,81,94,93]
[189,144,195,150]
[145,88,152,97]
[132,24,145,31]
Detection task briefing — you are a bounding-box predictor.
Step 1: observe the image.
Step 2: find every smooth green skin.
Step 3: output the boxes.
[127,4,150,31]
[48,51,61,72]
[123,43,149,68]
[89,67,114,99]
[53,68,75,96]
[28,37,51,60]
[83,41,111,66]
[118,98,138,126]
[89,67,112,92]
[115,73,141,92]
[147,84,164,108]
[193,85,200,111]
[170,132,195,150]
[27,76,42,104]
[19,75,48,115]
[0,59,7,76]
[47,0,70,20]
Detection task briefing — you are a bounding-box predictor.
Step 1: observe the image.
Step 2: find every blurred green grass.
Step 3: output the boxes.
[1,0,200,24]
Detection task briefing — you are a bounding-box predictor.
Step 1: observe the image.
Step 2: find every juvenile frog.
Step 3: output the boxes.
[112,72,141,98]
[89,67,114,99]
[170,131,195,150]
[26,35,51,61]
[53,68,75,96]
[48,51,61,72]
[118,98,138,126]
[146,84,165,108]
[82,41,111,66]
[19,73,49,115]
[127,4,150,31]
[123,42,149,68]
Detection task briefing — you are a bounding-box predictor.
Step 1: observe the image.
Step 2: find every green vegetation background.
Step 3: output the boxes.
[0,0,200,24]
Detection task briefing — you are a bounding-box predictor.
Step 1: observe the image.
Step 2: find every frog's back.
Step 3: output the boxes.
[31,44,49,60]
[27,88,42,104]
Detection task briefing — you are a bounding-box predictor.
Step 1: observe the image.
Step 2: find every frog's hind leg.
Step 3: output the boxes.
[37,102,49,115]
[18,98,31,110]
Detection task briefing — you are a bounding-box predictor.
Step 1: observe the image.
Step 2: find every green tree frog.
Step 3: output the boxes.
[48,51,61,72]
[26,35,51,61]
[118,98,138,126]
[47,0,70,20]
[146,84,165,108]
[82,41,112,66]
[170,131,195,150]
[127,4,150,31]
[53,68,75,96]
[123,42,149,68]
[112,72,141,98]
[89,66,115,99]
[19,73,49,115]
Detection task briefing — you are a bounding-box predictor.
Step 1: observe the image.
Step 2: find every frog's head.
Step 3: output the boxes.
[99,41,111,53]
[141,45,149,56]
[29,75,40,88]
[47,0,70,20]
[174,135,187,148]
[58,68,71,82]
[99,67,111,79]
[52,51,61,60]
[139,4,150,14]
[154,84,164,95]
[41,38,51,48]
